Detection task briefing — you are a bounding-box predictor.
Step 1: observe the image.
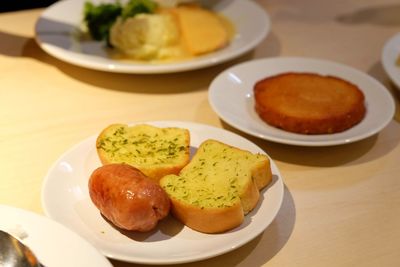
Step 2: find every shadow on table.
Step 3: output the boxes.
[0,16,281,95]
[367,61,400,123]
[0,1,57,13]
[110,186,296,267]
[294,2,400,124]
[335,3,400,26]
[214,60,400,168]
[219,120,400,168]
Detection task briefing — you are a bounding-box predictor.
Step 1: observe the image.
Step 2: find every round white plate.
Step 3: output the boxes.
[41,121,284,264]
[0,205,112,267]
[382,32,400,89]
[35,0,269,74]
[209,57,395,146]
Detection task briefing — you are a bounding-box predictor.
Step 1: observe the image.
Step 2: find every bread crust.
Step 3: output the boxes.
[168,160,271,233]
[169,198,244,234]
[96,124,190,182]
[254,72,366,134]
[240,159,271,214]
[160,139,272,233]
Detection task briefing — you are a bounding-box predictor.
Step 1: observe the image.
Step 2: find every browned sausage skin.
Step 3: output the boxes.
[89,163,170,232]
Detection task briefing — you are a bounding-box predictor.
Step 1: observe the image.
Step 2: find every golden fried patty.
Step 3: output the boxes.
[254,72,366,134]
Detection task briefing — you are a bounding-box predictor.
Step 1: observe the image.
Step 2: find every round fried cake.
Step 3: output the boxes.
[254,72,366,134]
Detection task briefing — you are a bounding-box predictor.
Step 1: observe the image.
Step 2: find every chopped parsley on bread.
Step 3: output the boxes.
[159,139,272,233]
[96,124,190,181]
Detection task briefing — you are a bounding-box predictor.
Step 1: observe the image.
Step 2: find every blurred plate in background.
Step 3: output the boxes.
[382,32,400,89]
[35,0,269,73]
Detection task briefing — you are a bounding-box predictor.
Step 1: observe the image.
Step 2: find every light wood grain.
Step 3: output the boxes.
[1,1,400,266]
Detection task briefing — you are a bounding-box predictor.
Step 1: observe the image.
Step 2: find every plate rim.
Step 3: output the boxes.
[41,120,284,264]
[0,204,113,267]
[382,32,400,89]
[34,0,270,74]
[208,56,395,146]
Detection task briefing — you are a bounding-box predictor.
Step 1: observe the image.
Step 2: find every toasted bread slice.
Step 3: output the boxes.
[159,139,272,233]
[173,5,228,55]
[254,72,366,134]
[96,124,190,181]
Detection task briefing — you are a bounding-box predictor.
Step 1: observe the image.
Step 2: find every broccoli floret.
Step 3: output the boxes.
[83,0,158,44]
[83,1,122,41]
[122,0,157,19]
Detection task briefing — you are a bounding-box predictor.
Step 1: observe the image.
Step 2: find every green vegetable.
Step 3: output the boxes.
[122,0,157,19]
[83,1,122,41]
[83,0,158,44]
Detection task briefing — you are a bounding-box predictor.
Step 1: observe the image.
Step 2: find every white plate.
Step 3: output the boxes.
[209,57,395,146]
[0,205,112,267]
[382,32,400,89]
[34,0,269,74]
[41,121,284,264]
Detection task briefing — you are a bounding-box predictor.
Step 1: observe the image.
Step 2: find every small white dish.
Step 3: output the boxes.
[41,121,284,264]
[382,32,400,89]
[35,0,269,74]
[0,205,112,267]
[208,57,395,146]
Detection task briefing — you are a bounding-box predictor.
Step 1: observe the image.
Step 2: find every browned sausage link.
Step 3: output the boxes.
[89,163,170,232]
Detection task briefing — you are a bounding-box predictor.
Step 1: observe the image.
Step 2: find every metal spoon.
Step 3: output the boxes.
[0,230,44,267]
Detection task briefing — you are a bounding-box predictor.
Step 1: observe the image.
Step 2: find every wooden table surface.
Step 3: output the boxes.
[1,0,400,266]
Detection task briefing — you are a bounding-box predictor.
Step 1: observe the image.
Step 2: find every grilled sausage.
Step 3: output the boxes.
[89,163,170,232]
